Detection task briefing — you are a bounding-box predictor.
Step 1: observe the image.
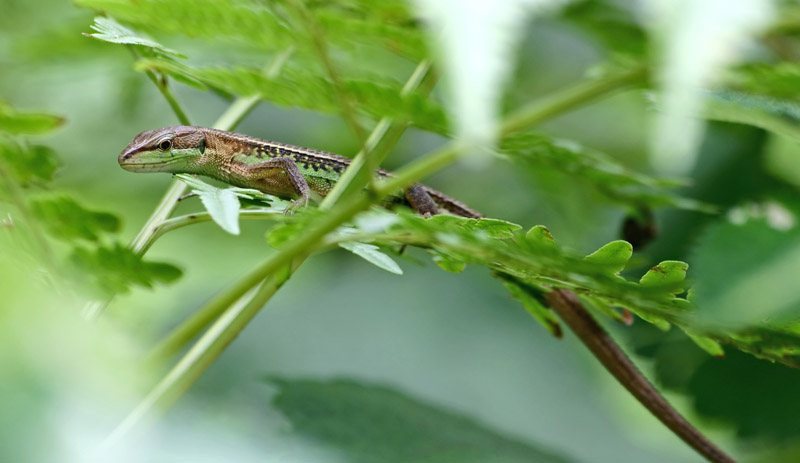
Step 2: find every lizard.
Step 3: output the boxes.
[118,125,736,463]
[118,125,482,218]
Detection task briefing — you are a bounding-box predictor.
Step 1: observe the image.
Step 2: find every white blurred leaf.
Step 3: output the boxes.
[410,0,568,150]
[646,0,774,174]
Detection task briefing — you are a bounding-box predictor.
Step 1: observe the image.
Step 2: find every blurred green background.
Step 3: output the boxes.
[3,0,800,462]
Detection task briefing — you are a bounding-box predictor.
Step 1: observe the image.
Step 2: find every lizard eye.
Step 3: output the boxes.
[158,139,172,151]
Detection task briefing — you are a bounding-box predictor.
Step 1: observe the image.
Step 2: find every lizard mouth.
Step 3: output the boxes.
[119,157,187,172]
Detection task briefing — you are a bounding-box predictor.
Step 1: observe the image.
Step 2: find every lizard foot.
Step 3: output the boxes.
[283,195,309,215]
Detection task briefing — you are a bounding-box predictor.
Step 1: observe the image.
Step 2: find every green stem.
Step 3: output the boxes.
[319,60,435,210]
[499,65,647,136]
[143,209,282,254]
[289,0,366,142]
[146,71,192,126]
[105,257,303,449]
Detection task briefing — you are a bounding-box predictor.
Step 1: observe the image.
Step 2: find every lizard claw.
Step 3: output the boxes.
[283,195,309,215]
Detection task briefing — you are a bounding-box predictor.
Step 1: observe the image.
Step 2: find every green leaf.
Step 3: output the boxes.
[431,252,467,273]
[727,62,800,100]
[82,16,187,58]
[175,174,244,235]
[584,240,632,275]
[639,260,688,294]
[197,188,241,235]
[77,0,426,59]
[691,215,800,326]
[579,295,631,326]
[69,243,182,298]
[268,377,571,463]
[685,332,725,358]
[135,58,449,135]
[339,241,403,275]
[0,102,64,135]
[501,133,713,213]
[501,278,561,337]
[562,0,646,56]
[0,139,61,185]
[700,90,800,143]
[525,225,556,251]
[30,196,120,242]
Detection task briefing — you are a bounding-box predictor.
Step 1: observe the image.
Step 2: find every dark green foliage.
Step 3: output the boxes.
[0,138,61,185]
[501,132,714,212]
[0,102,64,135]
[31,196,120,242]
[0,102,182,299]
[269,377,573,463]
[136,58,449,134]
[561,0,647,56]
[69,243,182,298]
[702,90,800,142]
[691,215,800,325]
[77,0,426,59]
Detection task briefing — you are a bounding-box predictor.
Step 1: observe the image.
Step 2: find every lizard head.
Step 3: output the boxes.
[119,126,207,173]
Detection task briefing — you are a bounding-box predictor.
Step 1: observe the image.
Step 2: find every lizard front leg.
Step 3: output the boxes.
[242,157,311,214]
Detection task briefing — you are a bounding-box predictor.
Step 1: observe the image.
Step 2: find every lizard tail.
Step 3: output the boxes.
[425,188,484,219]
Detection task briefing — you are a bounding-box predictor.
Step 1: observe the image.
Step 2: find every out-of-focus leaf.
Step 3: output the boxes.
[691,215,800,326]
[268,377,573,463]
[77,0,426,59]
[685,332,725,358]
[77,0,292,51]
[431,251,466,273]
[135,58,449,135]
[584,240,632,275]
[82,16,187,58]
[728,63,800,100]
[701,90,800,142]
[501,133,714,213]
[339,241,403,275]
[525,225,556,251]
[69,243,182,298]
[0,139,61,185]
[500,277,562,337]
[0,102,64,135]
[30,196,119,242]
[561,0,646,56]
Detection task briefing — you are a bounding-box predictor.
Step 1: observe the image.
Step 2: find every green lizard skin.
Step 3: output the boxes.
[119,126,482,218]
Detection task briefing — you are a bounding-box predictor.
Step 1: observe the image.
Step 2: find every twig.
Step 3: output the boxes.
[545,288,736,463]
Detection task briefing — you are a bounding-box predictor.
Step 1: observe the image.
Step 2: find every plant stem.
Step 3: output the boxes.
[105,257,303,449]
[499,65,648,136]
[289,0,366,143]
[143,209,282,252]
[145,71,192,126]
[320,60,435,210]
[545,288,735,463]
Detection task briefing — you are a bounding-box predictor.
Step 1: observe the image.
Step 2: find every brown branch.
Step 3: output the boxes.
[545,288,736,463]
